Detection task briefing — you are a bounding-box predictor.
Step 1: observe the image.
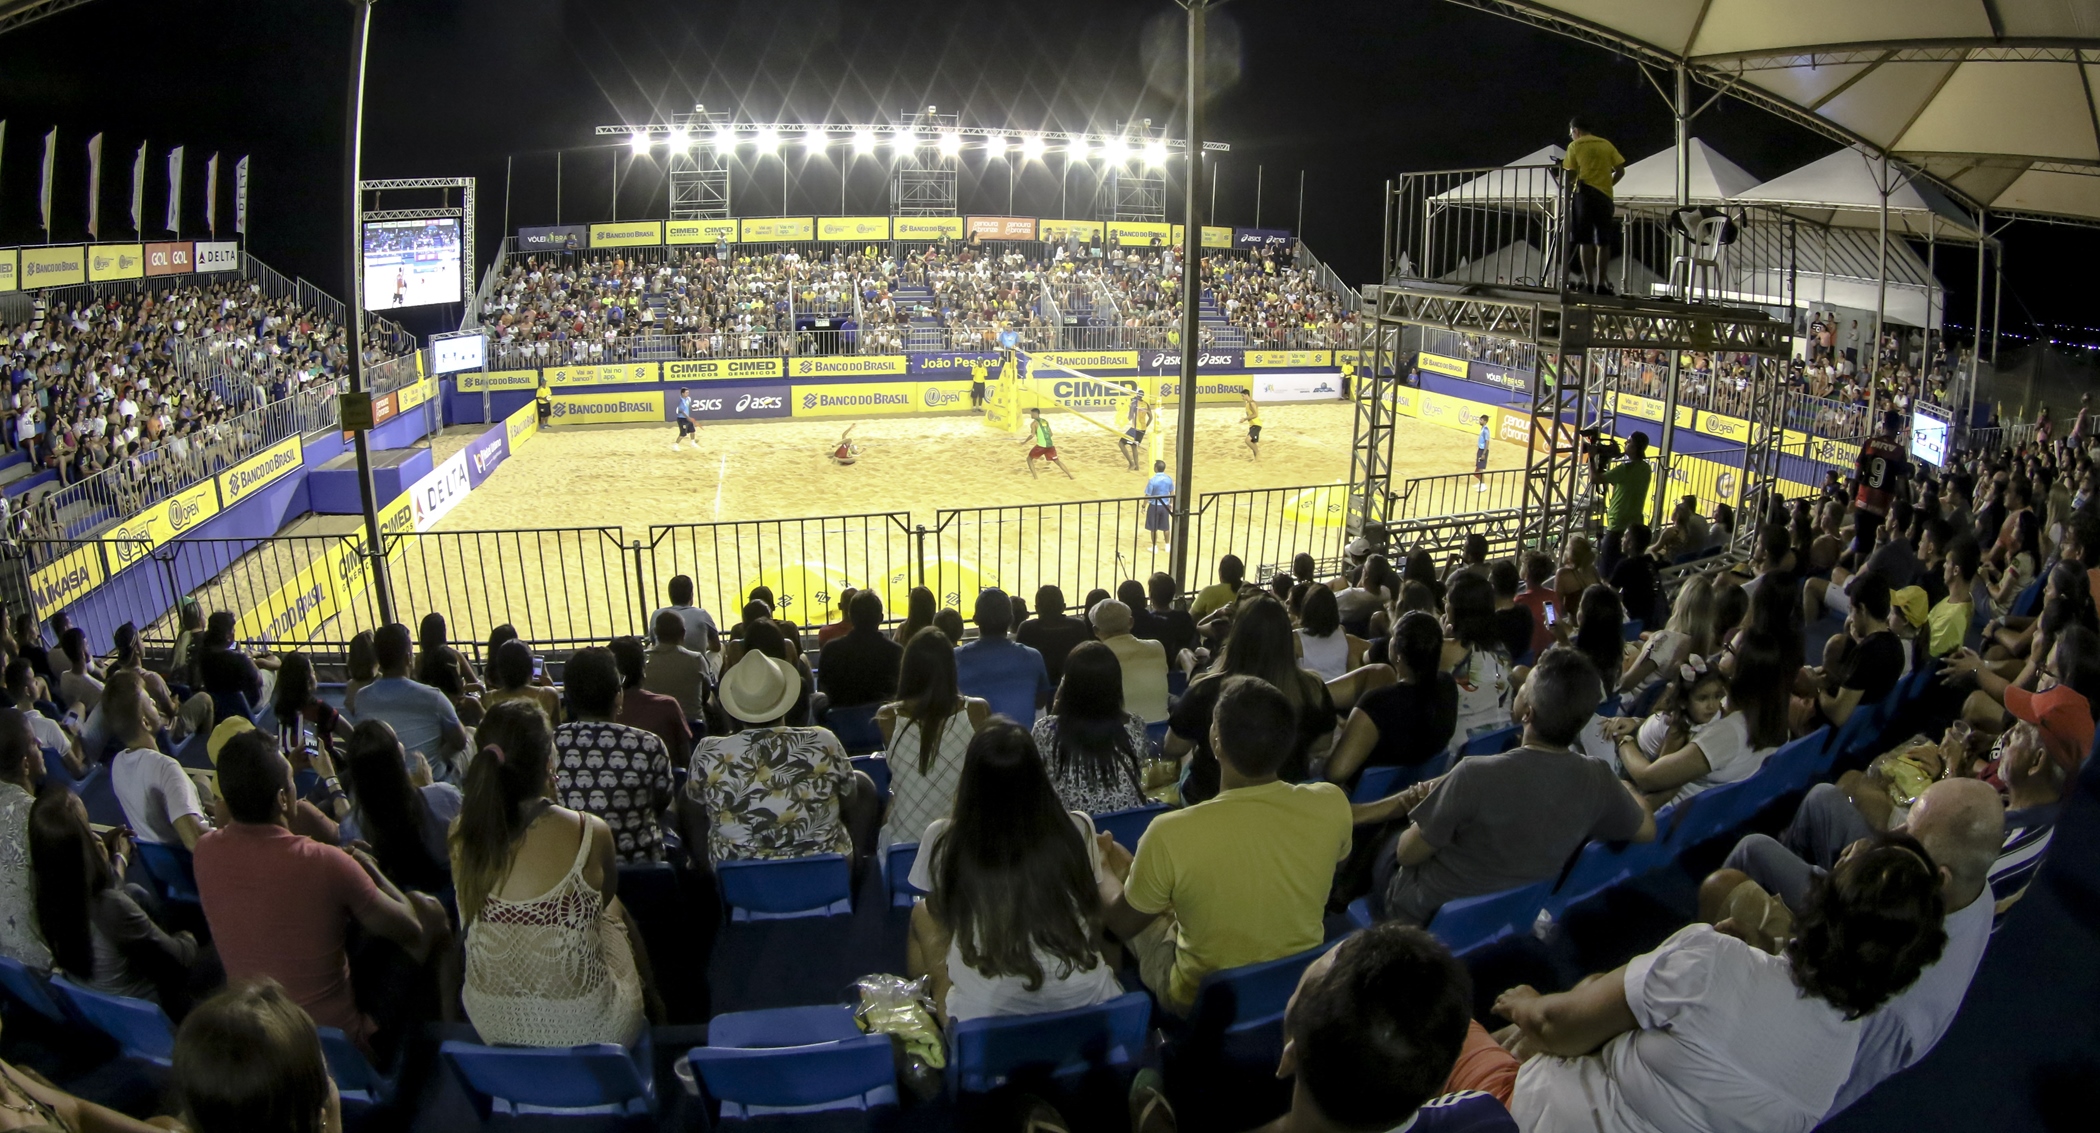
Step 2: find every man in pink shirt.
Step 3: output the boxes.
[194,731,447,1052]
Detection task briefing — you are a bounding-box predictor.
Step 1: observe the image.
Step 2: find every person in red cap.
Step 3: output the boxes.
[1943,622,2100,783]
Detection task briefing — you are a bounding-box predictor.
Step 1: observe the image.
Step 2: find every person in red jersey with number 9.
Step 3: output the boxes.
[1849,411,1911,558]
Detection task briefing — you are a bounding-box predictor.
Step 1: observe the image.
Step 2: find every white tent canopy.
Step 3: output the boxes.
[1429,144,1564,204]
[1450,0,2100,223]
[1736,146,1983,238]
[1615,138,1762,203]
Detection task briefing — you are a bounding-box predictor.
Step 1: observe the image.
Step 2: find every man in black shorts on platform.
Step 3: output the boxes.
[1561,116,1625,294]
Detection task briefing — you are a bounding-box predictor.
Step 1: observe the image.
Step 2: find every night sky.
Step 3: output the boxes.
[0,0,2089,344]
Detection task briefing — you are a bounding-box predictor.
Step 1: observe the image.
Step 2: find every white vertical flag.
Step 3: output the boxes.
[235,156,249,235]
[205,152,219,237]
[165,145,184,234]
[39,127,56,234]
[85,133,103,239]
[130,142,146,234]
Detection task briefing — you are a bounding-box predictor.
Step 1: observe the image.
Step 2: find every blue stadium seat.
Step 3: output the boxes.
[2011,579,2044,618]
[1622,619,1645,641]
[1167,670,1189,697]
[441,1036,656,1120]
[715,854,853,921]
[1756,730,1830,796]
[1461,724,1522,758]
[136,842,201,908]
[0,955,67,1025]
[850,755,891,800]
[1346,897,1374,930]
[39,747,79,789]
[688,1005,897,1120]
[1669,779,1769,852]
[317,1026,394,1116]
[78,765,125,827]
[1184,943,1335,1064]
[210,689,257,728]
[826,704,885,754]
[1425,878,1555,955]
[1094,803,1171,850]
[885,842,924,907]
[1144,720,1170,753]
[1348,761,1440,804]
[48,976,176,1067]
[949,990,1152,1095]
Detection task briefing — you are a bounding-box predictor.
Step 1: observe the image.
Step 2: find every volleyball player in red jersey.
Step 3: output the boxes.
[1849,410,1911,556]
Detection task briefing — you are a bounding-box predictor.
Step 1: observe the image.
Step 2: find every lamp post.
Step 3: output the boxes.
[344,0,394,623]
[1168,0,1210,587]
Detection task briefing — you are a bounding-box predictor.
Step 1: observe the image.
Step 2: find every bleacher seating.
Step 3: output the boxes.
[948,990,1152,1095]
[715,853,855,921]
[686,1005,898,1120]
[440,1036,657,1120]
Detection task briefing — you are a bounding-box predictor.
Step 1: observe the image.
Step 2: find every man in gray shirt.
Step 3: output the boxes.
[1367,646,1655,925]
[350,623,468,780]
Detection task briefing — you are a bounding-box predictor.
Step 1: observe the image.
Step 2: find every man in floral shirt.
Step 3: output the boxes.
[685,651,872,865]
[553,648,675,864]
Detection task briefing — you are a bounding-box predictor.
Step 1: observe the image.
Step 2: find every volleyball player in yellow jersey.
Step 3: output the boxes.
[1241,388,1263,461]
[1120,391,1154,471]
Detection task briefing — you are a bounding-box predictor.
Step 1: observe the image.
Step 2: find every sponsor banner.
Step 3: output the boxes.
[87,243,144,282]
[463,424,510,489]
[0,250,14,292]
[394,376,434,414]
[788,355,907,378]
[666,218,739,245]
[1107,221,1171,247]
[683,384,792,422]
[792,382,917,417]
[135,481,222,551]
[1497,410,1535,445]
[1612,391,1666,421]
[664,357,786,382]
[28,544,106,620]
[1233,227,1294,249]
[1026,374,1140,417]
[1251,373,1346,403]
[455,369,539,392]
[1416,352,1468,379]
[916,381,972,413]
[819,216,892,241]
[1150,375,1257,406]
[544,362,658,387]
[587,221,663,248]
[547,390,666,425]
[1137,348,1244,374]
[369,391,399,428]
[376,487,417,549]
[505,398,540,449]
[1170,224,1236,249]
[966,216,1037,241]
[215,435,303,508]
[235,536,352,647]
[1029,350,1138,373]
[518,223,590,252]
[909,352,1003,375]
[1392,386,1419,417]
[1037,219,1104,244]
[20,246,85,288]
[740,217,816,242]
[1693,409,1751,443]
[1243,350,1335,370]
[144,241,192,276]
[193,241,239,272]
[1469,360,1527,391]
[408,449,474,531]
[895,215,964,241]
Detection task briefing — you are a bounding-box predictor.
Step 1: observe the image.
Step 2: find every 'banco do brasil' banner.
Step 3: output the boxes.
[215,435,304,508]
[895,216,964,241]
[1106,221,1170,247]
[741,217,816,242]
[1028,350,1138,374]
[966,216,1037,241]
[20,246,86,288]
[505,398,540,449]
[1416,352,1468,379]
[454,369,539,392]
[665,357,786,381]
[544,362,659,387]
[788,355,907,378]
[547,391,666,425]
[588,222,663,248]
[819,216,892,241]
[1037,219,1104,244]
[667,218,739,245]
[88,244,145,282]
[792,382,917,417]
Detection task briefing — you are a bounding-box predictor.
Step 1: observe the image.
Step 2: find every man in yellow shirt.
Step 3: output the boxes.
[1189,555,1245,620]
[1561,116,1626,294]
[1924,535,1982,659]
[1103,676,1353,1013]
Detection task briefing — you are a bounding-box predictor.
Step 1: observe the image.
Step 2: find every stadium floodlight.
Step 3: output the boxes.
[892,129,918,150]
[667,127,689,151]
[712,128,737,150]
[1068,139,1093,162]
[937,132,962,158]
[803,126,828,151]
[754,127,781,153]
[629,131,652,155]
[986,136,1010,159]
[1020,135,1047,161]
[1103,137,1130,164]
[852,129,878,155]
[1143,139,1169,166]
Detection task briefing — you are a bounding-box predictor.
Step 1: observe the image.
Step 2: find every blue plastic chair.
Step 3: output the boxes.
[1167,670,1189,697]
[136,842,201,907]
[689,1005,898,1120]
[1345,897,1375,930]
[1621,619,1645,642]
[1185,944,1334,1064]
[2011,579,2044,618]
[885,842,924,907]
[48,976,176,1067]
[850,755,891,800]
[949,990,1152,1094]
[39,747,80,789]
[1094,803,1171,850]
[826,704,886,754]
[1757,731,1829,795]
[441,1036,656,1119]
[1350,764,1402,804]
[0,956,67,1025]
[1669,779,1767,852]
[210,689,257,728]
[715,853,853,922]
[78,764,125,827]
[1425,877,1554,955]
[1825,698,1889,767]
[1143,720,1170,754]
[1461,724,1522,758]
[317,1026,394,1115]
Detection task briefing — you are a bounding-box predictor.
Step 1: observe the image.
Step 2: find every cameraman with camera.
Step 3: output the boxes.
[1587,428,1652,576]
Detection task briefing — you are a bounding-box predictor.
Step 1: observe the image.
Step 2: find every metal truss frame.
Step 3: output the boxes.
[358,177,474,308]
[669,150,731,219]
[1099,169,1166,222]
[893,159,959,217]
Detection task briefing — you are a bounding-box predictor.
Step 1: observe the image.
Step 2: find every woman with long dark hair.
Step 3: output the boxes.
[904,722,1122,1021]
[173,980,338,1133]
[878,628,989,847]
[895,586,938,644]
[343,630,378,716]
[452,701,649,1047]
[29,780,198,1007]
[1167,596,1335,803]
[416,612,480,695]
[1443,571,1515,758]
[1296,586,1367,682]
[269,652,351,762]
[1032,641,1148,815]
[480,638,561,723]
[340,720,460,894]
[1604,640,1791,807]
[1326,610,1459,789]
